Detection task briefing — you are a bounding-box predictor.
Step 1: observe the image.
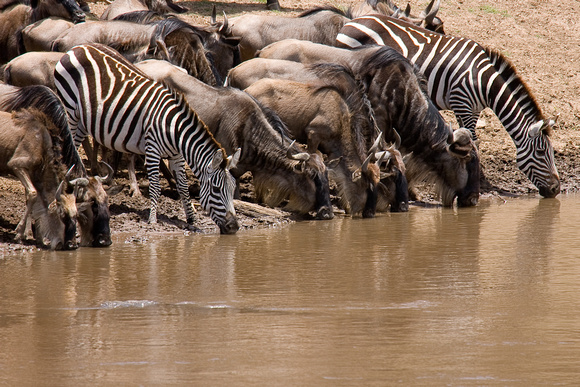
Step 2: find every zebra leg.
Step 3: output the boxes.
[168,157,196,224]
[144,152,162,224]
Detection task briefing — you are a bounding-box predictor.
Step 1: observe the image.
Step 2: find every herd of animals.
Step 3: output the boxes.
[0,0,561,250]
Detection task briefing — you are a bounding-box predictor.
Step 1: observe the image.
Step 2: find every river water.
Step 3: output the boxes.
[1,195,579,385]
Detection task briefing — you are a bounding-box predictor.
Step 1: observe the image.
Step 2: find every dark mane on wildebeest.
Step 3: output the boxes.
[0,85,84,172]
[116,11,240,85]
[359,45,479,206]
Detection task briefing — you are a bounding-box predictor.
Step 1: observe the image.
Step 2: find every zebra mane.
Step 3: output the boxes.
[299,5,347,18]
[0,85,87,176]
[484,47,545,123]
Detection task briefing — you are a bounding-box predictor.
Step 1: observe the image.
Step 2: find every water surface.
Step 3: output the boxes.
[1,195,579,385]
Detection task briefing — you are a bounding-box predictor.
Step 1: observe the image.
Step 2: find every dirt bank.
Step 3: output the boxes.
[1,0,579,254]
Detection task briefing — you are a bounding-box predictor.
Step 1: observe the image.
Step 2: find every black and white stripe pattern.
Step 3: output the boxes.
[54,43,239,232]
[337,15,560,197]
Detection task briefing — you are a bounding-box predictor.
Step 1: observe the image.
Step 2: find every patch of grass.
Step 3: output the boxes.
[479,5,509,17]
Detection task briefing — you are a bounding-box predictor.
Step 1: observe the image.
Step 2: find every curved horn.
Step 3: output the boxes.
[219,11,229,34]
[362,152,372,172]
[56,180,65,202]
[368,132,383,155]
[286,140,311,161]
[96,161,114,185]
[389,128,402,150]
[421,0,441,24]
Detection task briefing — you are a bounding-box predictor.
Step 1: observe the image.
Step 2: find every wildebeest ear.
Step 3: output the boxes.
[106,185,124,196]
[326,157,342,169]
[221,36,241,47]
[30,0,39,8]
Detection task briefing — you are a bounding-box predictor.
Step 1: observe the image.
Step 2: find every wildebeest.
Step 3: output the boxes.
[20,16,74,52]
[0,83,114,246]
[243,71,407,216]
[225,58,320,90]
[116,10,241,84]
[51,15,239,85]
[218,6,351,62]
[258,40,480,207]
[0,0,85,64]
[0,108,79,249]
[100,0,187,21]
[135,59,335,220]
[2,51,64,89]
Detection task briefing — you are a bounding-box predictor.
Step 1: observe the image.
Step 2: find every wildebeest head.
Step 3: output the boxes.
[49,177,79,250]
[30,0,85,23]
[286,142,334,220]
[198,149,240,234]
[68,163,113,247]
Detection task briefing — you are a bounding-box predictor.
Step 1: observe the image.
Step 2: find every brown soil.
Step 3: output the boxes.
[1,0,579,253]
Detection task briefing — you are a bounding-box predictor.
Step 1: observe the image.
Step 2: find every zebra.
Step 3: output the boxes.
[54,43,241,234]
[336,14,560,198]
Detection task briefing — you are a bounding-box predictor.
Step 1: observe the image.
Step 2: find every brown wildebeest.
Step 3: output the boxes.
[100,0,187,20]
[0,83,115,246]
[0,108,79,249]
[216,6,350,62]
[225,58,320,90]
[244,75,406,217]
[258,39,480,207]
[117,10,241,85]
[20,16,74,52]
[0,0,85,64]
[135,59,335,220]
[2,51,65,89]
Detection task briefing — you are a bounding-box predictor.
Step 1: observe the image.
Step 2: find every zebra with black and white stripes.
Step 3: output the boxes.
[336,14,560,198]
[54,43,241,234]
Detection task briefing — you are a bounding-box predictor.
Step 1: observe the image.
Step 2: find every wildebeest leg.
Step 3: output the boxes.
[11,168,38,241]
[127,154,143,198]
[362,185,378,218]
[168,157,196,224]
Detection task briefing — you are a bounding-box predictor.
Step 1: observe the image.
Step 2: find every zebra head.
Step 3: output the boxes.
[517,119,560,198]
[199,148,241,234]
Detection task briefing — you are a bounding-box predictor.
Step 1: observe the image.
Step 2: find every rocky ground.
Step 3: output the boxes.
[1,0,579,254]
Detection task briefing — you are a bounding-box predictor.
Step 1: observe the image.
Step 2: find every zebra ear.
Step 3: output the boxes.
[226,148,241,171]
[210,150,224,172]
[528,120,543,138]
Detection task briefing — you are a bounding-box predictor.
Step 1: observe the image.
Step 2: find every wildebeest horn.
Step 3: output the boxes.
[211,4,217,24]
[420,0,441,24]
[219,11,229,34]
[286,140,311,161]
[361,152,372,172]
[96,161,114,185]
[390,128,402,150]
[55,180,65,202]
[368,132,383,155]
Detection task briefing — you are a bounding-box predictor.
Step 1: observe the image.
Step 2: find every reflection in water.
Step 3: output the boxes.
[1,195,580,385]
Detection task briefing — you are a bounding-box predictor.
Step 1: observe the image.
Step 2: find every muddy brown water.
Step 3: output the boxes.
[1,195,580,385]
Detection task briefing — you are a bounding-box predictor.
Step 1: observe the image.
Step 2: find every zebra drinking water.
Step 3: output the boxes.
[54,43,241,234]
[336,15,560,198]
